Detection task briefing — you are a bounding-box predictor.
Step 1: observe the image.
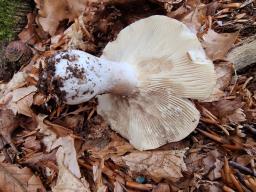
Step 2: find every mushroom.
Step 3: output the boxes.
[40,15,216,150]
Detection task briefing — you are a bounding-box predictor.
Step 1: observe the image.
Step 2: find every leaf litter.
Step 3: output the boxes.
[0,0,255,191]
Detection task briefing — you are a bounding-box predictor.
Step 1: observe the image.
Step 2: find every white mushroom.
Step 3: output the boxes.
[41,15,216,150]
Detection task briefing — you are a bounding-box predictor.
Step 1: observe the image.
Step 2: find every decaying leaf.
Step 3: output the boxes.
[51,136,91,192]
[203,61,233,102]
[1,72,28,95]
[18,13,40,45]
[84,133,134,159]
[202,29,239,60]
[201,99,246,124]
[112,149,188,182]
[35,0,88,35]
[0,109,19,149]
[202,150,223,180]
[181,5,206,34]
[0,162,46,192]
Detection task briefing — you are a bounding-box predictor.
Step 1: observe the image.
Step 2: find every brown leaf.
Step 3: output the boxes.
[0,162,46,192]
[202,29,239,60]
[35,0,88,36]
[23,136,41,151]
[18,13,40,45]
[203,61,233,102]
[181,5,206,34]
[84,133,134,159]
[112,149,188,182]
[201,99,246,124]
[52,136,91,192]
[0,109,19,148]
[152,183,170,192]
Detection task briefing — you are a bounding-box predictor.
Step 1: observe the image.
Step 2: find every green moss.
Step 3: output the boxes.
[0,0,23,41]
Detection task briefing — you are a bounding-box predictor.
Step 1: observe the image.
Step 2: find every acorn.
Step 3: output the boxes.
[5,40,33,64]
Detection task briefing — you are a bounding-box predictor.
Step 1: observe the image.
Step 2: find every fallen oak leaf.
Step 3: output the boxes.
[202,29,239,60]
[111,148,188,182]
[0,162,46,192]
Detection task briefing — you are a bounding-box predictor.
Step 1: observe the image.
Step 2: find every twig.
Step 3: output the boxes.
[222,3,242,8]
[196,128,224,143]
[229,161,256,177]
[235,171,252,192]
[244,179,256,192]
[230,173,244,192]
[126,181,153,191]
[78,159,125,185]
[223,185,236,192]
[224,157,233,185]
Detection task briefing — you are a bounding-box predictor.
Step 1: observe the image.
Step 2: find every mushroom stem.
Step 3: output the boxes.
[47,50,138,104]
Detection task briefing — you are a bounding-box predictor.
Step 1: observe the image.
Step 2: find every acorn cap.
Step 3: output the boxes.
[97,15,216,150]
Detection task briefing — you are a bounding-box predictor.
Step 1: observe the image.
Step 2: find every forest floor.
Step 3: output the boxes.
[0,0,256,191]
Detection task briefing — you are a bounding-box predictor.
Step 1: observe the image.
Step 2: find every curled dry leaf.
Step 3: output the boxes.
[2,72,28,94]
[203,61,233,102]
[0,162,46,192]
[201,99,246,124]
[111,149,188,182]
[35,0,88,35]
[64,16,87,50]
[84,133,134,159]
[181,5,206,34]
[52,136,91,192]
[202,29,239,60]
[1,86,37,118]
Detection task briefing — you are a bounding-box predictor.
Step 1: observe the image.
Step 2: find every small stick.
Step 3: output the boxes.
[235,171,252,192]
[196,128,223,143]
[230,173,244,192]
[223,144,243,150]
[244,179,256,192]
[126,181,153,191]
[224,157,232,185]
[229,161,256,177]
[223,185,236,192]
[222,3,242,8]
[248,178,256,189]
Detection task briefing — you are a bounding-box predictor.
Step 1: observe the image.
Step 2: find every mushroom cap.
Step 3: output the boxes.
[97,15,216,150]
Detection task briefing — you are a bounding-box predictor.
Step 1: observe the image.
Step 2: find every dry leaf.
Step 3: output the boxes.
[203,61,233,102]
[114,182,124,192]
[201,99,246,124]
[23,136,41,151]
[85,133,134,159]
[2,72,28,95]
[37,114,58,151]
[152,183,170,192]
[0,109,19,148]
[202,29,239,60]
[0,162,45,192]
[181,5,206,34]
[202,150,223,180]
[92,161,108,191]
[18,13,40,45]
[35,0,88,35]
[51,136,91,192]
[112,149,188,182]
